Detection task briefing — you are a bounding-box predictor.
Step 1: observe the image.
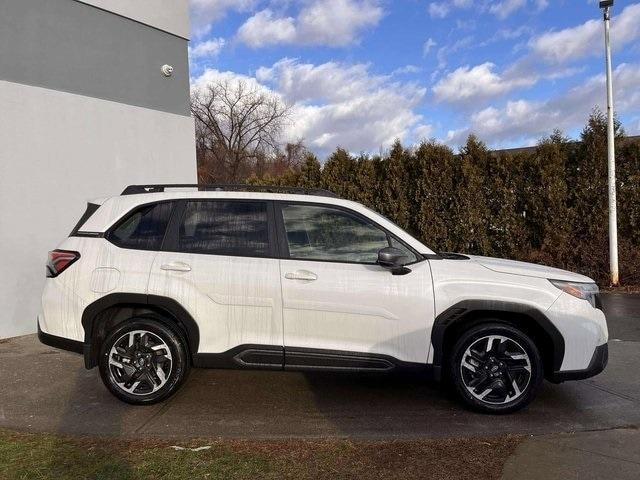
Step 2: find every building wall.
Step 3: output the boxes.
[0,0,190,115]
[78,0,190,39]
[0,0,195,338]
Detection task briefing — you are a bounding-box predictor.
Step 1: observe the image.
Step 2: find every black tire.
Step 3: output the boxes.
[449,322,543,414]
[98,318,190,405]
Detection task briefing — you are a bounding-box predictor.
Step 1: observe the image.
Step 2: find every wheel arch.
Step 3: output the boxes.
[431,300,564,380]
[81,293,200,369]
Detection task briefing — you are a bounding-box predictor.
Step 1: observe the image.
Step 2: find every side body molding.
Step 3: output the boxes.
[430,300,565,380]
[81,293,200,369]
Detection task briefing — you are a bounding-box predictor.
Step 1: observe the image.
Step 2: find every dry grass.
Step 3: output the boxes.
[0,428,522,480]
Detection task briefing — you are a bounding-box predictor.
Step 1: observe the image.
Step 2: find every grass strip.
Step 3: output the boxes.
[0,428,522,480]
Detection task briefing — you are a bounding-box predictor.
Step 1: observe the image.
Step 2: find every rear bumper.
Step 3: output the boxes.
[548,343,608,383]
[37,317,83,355]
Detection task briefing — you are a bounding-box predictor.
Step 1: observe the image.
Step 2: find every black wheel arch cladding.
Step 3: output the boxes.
[81,293,200,369]
[431,300,565,376]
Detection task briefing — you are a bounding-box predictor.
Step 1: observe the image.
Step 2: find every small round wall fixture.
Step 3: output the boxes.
[161,64,174,77]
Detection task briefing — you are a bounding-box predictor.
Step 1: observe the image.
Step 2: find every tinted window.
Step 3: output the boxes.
[281,204,391,264]
[178,201,270,256]
[70,202,100,236]
[390,236,419,264]
[108,202,173,250]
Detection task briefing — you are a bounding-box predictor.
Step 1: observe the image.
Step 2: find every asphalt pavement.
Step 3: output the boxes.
[1,293,638,440]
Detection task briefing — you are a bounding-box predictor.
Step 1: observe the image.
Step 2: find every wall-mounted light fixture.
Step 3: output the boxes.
[161,64,174,77]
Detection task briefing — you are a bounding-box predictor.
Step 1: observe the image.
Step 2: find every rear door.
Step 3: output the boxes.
[276,201,434,369]
[98,201,175,296]
[148,199,284,367]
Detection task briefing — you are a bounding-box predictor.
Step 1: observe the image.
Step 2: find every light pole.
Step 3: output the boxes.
[599,0,619,286]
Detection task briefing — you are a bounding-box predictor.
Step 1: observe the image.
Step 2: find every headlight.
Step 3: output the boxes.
[549,280,600,308]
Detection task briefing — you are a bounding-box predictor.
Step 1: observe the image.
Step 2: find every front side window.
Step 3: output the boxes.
[390,236,418,263]
[281,204,396,264]
[108,202,173,250]
[178,201,270,257]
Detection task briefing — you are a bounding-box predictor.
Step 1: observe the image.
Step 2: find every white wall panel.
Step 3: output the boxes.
[0,80,195,338]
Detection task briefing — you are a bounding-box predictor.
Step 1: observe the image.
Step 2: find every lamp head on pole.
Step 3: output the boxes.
[600,1,613,20]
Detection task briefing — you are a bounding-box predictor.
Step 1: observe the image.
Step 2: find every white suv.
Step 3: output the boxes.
[39,185,609,413]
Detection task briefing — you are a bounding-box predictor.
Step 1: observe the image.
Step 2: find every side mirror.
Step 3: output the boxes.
[377,247,411,275]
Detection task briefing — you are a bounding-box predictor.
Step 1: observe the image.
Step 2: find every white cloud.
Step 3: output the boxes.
[236,0,384,48]
[189,38,226,59]
[433,62,536,104]
[434,36,475,72]
[392,65,422,76]
[189,0,257,37]
[191,68,268,95]
[531,19,601,64]
[428,2,449,18]
[414,124,434,140]
[445,63,640,146]
[489,0,526,19]
[531,3,640,64]
[423,38,437,57]
[237,10,296,47]
[432,3,639,106]
[535,0,549,11]
[428,0,471,17]
[497,26,532,40]
[196,58,428,154]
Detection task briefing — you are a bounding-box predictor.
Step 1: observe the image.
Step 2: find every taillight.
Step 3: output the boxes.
[46,250,80,278]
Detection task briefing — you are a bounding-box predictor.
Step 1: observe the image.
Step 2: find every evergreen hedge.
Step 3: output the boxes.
[250,111,640,286]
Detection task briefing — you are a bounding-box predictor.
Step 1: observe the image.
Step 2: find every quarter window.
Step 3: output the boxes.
[108,202,173,251]
[178,201,270,256]
[281,204,395,264]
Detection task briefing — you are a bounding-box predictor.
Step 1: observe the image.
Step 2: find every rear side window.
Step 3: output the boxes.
[107,202,173,251]
[178,200,270,257]
[70,203,100,236]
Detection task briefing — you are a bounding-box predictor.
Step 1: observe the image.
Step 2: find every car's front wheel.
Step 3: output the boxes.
[449,322,543,414]
[98,318,189,405]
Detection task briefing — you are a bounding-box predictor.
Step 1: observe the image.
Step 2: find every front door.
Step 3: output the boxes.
[276,202,434,369]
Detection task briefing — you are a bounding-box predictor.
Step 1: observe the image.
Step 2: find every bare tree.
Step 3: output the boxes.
[191,79,292,183]
[254,140,309,179]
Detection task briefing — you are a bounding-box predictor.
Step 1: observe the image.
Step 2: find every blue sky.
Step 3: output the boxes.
[188,0,640,156]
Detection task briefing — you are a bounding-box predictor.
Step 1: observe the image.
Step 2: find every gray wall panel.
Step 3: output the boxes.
[0,0,191,116]
[77,0,190,39]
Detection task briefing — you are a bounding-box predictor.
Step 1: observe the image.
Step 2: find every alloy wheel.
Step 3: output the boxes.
[460,334,532,405]
[108,330,173,396]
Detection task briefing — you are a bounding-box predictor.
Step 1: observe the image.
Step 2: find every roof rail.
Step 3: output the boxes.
[121,184,340,198]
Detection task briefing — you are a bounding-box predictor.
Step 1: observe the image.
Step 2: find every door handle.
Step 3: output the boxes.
[284,270,318,281]
[161,261,192,272]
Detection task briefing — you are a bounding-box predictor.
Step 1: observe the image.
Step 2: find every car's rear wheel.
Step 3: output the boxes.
[449,322,543,414]
[98,318,189,405]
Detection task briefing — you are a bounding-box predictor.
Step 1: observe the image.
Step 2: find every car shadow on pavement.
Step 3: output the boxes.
[42,351,138,477]
[0,336,151,476]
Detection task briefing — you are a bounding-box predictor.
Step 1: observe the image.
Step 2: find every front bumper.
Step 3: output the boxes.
[546,291,608,371]
[548,342,608,383]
